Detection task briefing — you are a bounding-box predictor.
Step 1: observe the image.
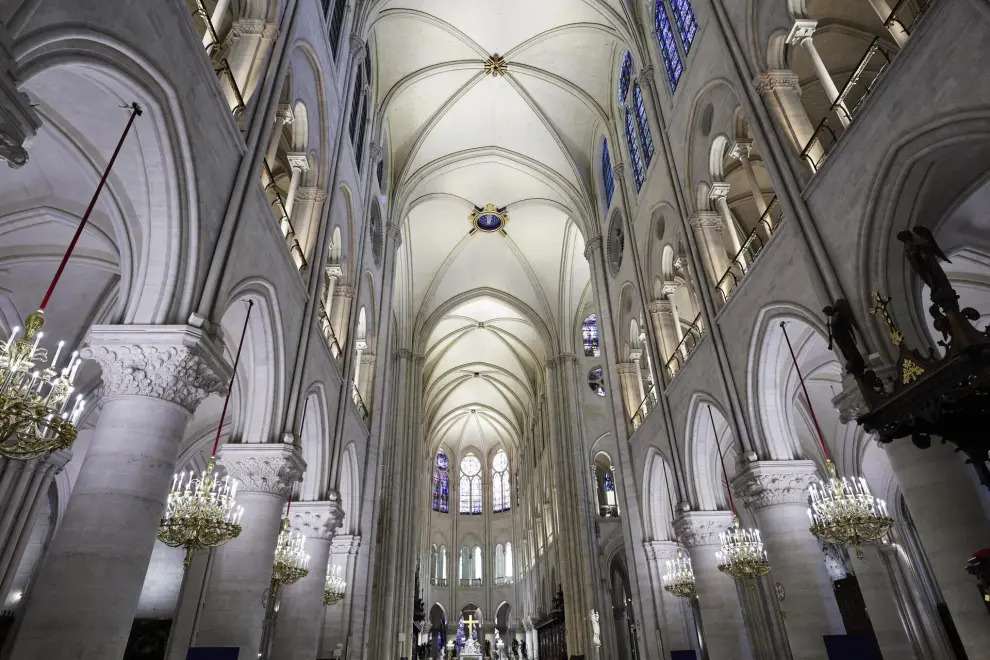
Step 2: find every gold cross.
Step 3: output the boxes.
[464,614,479,638]
[870,291,904,346]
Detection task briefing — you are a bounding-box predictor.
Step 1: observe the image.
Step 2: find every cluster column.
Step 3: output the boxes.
[191,443,305,658]
[689,212,729,291]
[728,141,769,216]
[8,326,228,660]
[674,510,753,660]
[733,460,844,659]
[647,298,680,365]
[786,20,850,127]
[853,543,918,659]
[756,71,821,168]
[646,541,692,654]
[271,499,344,660]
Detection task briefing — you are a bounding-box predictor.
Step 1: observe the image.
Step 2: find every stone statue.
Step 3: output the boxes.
[898,227,955,307]
[822,299,866,374]
[589,609,601,648]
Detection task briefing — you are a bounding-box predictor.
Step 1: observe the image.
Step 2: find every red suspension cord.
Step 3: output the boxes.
[779,321,831,462]
[40,103,142,311]
[709,406,736,516]
[210,300,254,458]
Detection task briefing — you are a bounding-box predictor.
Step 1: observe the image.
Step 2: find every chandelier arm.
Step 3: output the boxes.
[780,321,831,462]
[39,103,143,311]
[210,299,254,457]
[709,405,736,516]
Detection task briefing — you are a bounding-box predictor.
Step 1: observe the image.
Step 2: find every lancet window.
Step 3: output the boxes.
[654,1,684,91]
[583,314,600,357]
[492,450,511,513]
[433,450,450,513]
[459,453,483,515]
[602,139,615,210]
[633,84,655,165]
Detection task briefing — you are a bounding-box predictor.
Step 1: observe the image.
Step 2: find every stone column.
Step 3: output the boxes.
[729,141,769,216]
[8,327,228,660]
[866,0,910,46]
[709,183,747,265]
[294,187,327,262]
[320,534,361,657]
[649,541,692,654]
[733,460,843,660]
[202,0,232,47]
[0,452,70,602]
[330,285,354,349]
[674,511,753,660]
[192,443,306,658]
[265,104,294,170]
[787,20,850,127]
[615,362,641,424]
[756,70,822,168]
[0,27,42,169]
[283,153,310,219]
[647,299,680,364]
[272,500,344,660]
[855,543,917,659]
[357,352,376,411]
[221,19,279,103]
[882,440,990,657]
[689,212,729,289]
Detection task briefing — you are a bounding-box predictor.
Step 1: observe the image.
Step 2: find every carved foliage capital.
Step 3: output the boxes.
[673,511,734,548]
[218,443,306,496]
[648,299,672,315]
[80,326,229,413]
[289,498,345,540]
[731,460,819,509]
[756,70,802,96]
[330,533,362,555]
[689,212,724,231]
[296,187,327,202]
[583,236,604,260]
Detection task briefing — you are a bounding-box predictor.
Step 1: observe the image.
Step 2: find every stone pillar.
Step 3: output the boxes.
[330,285,354,349]
[855,543,917,659]
[220,19,279,103]
[729,141,769,216]
[866,0,910,46]
[272,500,344,660]
[265,104,294,170]
[615,362,641,424]
[879,538,953,659]
[0,27,42,168]
[647,299,680,363]
[883,440,990,657]
[0,452,70,602]
[709,183,746,264]
[320,535,361,657]
[648,541,692,654]
[733,460,843,660]
[357,352,376,410]
[787,20,850,127]
[689,212,729,289]
[8,327,228,660]
[202,0,233,48]
[192,443,306,658]
[283,152,310,219]
[756,70,822,168]
[674,511,753,660]
[294,187,327,262]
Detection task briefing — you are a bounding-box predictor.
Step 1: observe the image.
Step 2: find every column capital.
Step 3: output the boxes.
[615,361,638,376]
[334,285,355,299]
[330,533,362,555]
[648,299,672,314]
[729,140,754,160]
[547,353,578,368]
[296,186,326,202]
[80,325,230,413]
[0,34,42,168]
[708,182,731,201]
[755,69,802,96]
[673,255,689,272]
[786,19,819,45]
[386,220,403,246]
[689,211,723,230]
[612,161,625,179]
[288,498,344,540]
[628,349,644,362]
[731,460,819,509]
[275,103,295,124]
[350,34,366,58]
[584,236,604,261]
[648,540,682,561]
[639,65,655,83]
[368,141,383,162]
[218,442,306,496]
[286,152,310,171]
[394,348,413,361]
[325,263,344,278]
[673,510,734,548]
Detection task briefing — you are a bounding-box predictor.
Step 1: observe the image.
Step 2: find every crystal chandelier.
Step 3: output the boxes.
[158,300,253,565]
[0,103,141,460]
[717,516,771,581]
[662,547,696,598]
[324,564,346,606]
[272,516,309,586]
[780,322,893,559]
[808,461,892,559]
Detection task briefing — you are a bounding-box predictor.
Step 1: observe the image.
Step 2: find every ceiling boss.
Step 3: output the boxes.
[469,204,509,234]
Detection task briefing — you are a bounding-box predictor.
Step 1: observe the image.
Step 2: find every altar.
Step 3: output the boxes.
[458,615,483,660]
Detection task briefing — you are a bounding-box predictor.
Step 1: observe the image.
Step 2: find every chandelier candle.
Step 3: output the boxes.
[660,449,696,598]
[324,564,346,606]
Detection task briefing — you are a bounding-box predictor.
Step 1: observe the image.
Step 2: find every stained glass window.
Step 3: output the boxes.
[583,314,600,357]
[671,0,699,54]
[327,0,347,58]
[633,84,655,166]
[602,139,615,210]
[460,454,482,515]
[617,52,633,105]
[433,450,450,513]
[655,1,683,91]
[625,108,644,191]
[603,470,615,493]
[589,366,606,397]
[492,450,510,513]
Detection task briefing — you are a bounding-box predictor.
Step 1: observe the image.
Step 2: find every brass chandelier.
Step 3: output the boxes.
[272,501,309,586]
[780,322,892,559]
[158,300,253,565]
[0,103,142,460]
[324,564,346,606]
[662,547,696,598]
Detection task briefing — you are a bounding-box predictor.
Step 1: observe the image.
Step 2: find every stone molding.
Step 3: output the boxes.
[229,18,278,39]
[286,152,310,171]
[648,299,672,315]
[218,442,306,496]
[689,211,723,230]
[368,141,382,162]
[334,285,355,299]
[612,162,625,179]
[616,361,639,376]
[583,236,603,260]
[295,186,326,202]
[729,140,753,160]
[756,70,802,96]
[673,510,734,548]
[0,30,41,169]
[547,353,577,369]
[330,533,362,555]
[80,325,229,413]
[786,18,818,45]
[325,264,343,278]
[708,182,731,201]
[646,540,681,561]
[288,499,344,540]
[731,460,819,509]
[275,103,295,124]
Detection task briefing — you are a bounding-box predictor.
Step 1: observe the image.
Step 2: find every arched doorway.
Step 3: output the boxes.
[609,558,640,660]
[495,602,512,656]
[428,603,446,659]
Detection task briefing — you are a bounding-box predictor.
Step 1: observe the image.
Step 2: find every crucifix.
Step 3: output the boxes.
[464,614,479,639]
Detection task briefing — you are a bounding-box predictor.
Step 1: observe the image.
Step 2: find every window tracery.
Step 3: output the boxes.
[624,108,645,190]
[583,314,601,357]
[433,449,450,513]
[671,0,699,53]
[589,367,606,397]
[633,84,655,166]
[602,139,615,210]
[654,1,684,91]
[459,453,482,515]
[492,449,510,513]
[617,52,633,105]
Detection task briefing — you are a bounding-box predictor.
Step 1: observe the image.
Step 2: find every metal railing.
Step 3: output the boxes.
[458,578,483,587]
[664,314,705,379]
[192,0,247,118]
[885,0,935,36]
[429,578,448,587]
[713,197,782,304]
[599,505,620,518]
[631,385,658,431]
[351,383,369,423]
[262,162,308,273]
[494,576,514,586]
[317,300,342,360]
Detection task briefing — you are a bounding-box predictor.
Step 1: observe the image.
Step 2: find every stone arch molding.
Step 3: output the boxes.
[14,28,202,324]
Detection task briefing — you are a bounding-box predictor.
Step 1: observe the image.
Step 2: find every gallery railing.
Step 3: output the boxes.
[459,578,483,587]
[713,197,783,304]
[317,300,342,360]
[664,314,705,379]
[429,578,448,587]
[631,385,658,431]
[351,383,369,423]
[494,576,514,586]
[885,0,935,36]
[192,0,247,118]
[262,162,308,273]
[599,504,620,518]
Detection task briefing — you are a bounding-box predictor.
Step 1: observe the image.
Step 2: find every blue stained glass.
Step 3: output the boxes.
[655,1,683,91]
[437,450,449,470]
[625,108,644,191]
[603,470,615,493]
[583,314,600,357]
[433,452,450,513]
[602,140,615,210]
[671,0,699,53]
[633,84,655,166]
[477,213,503,231]
[617,52,633,105]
